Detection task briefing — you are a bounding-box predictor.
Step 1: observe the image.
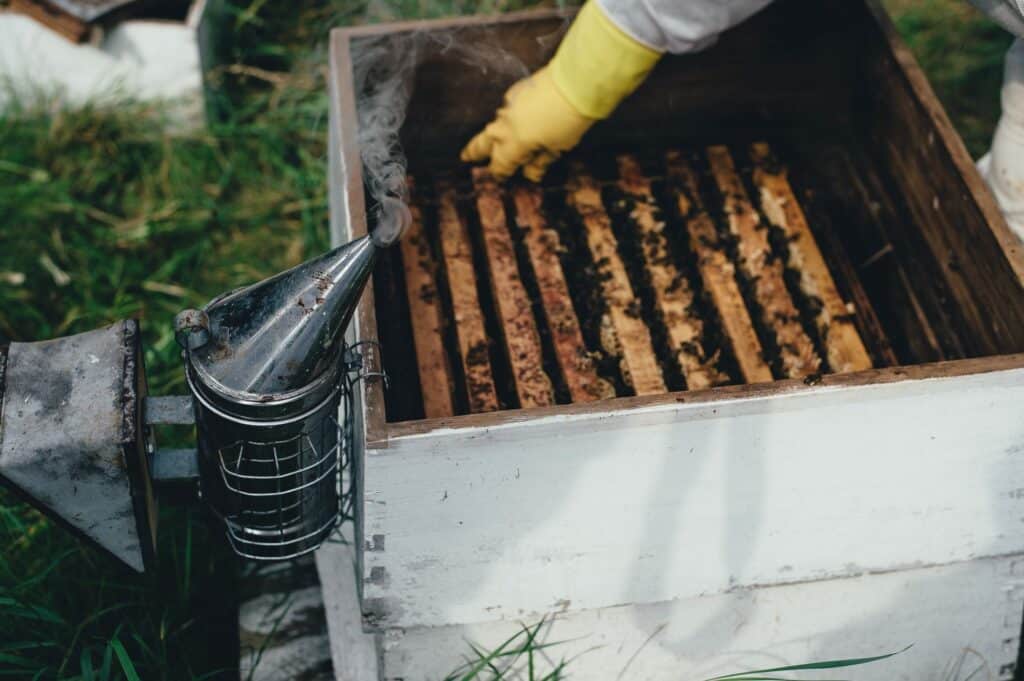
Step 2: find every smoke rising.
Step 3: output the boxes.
[351,23,536,247]
[351,33,417,247]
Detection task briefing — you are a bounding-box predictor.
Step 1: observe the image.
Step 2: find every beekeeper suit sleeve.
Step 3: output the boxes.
[596,0,774,54]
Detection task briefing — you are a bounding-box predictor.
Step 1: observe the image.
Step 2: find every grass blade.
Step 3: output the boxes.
[706,646,912,680]
[0,596,66,624]
[708,677,854,681]
[0,653,35,667]
[110,639,141,681]
[99,641,113,681]
[80,649,95,681]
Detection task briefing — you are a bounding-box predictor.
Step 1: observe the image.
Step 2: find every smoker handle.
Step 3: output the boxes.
[152,448,200,484]
[150,448,200,504]
[144,395,195,425]
[144,395,200,503]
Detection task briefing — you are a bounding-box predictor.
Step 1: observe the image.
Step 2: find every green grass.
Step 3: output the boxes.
[444,619,572,681]
[884,0,1013,156]
[0,0,1013,678]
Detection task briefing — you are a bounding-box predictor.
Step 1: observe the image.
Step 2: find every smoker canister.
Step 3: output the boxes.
[176,236,378,561]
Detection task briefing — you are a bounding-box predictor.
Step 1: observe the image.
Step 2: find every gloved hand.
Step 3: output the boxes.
[461,0,661,181]
[460,67,594,182]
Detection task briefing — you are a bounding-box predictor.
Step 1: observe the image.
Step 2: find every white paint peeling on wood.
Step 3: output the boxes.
[378,554,1024,680]
[361,366,1024,629]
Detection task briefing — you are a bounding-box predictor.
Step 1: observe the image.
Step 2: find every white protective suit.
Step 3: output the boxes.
[599,0,1024,237]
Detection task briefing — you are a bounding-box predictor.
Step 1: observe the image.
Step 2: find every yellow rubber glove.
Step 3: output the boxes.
[460,0,661,182]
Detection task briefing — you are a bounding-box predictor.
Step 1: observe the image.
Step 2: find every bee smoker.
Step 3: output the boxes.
[0,233,384,570]
[176,235,378,561]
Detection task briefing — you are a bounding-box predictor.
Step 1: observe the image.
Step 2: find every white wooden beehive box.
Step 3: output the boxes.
[319,1,1024,679]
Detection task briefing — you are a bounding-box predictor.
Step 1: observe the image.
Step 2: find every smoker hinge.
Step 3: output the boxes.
[344,340,389,388]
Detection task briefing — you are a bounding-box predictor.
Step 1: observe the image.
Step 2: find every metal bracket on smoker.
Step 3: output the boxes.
[344,340,389,389]
[143,395,200,495]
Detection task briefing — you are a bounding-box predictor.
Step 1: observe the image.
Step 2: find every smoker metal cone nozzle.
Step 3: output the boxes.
[183,235,380,399]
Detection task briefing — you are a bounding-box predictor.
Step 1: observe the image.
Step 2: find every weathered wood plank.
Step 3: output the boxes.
[665,151,773,384]
[706,145,820,379]
[329,30,388,445]
[749,143,872,374]
[471,169,555,409]
[512,184,614,403]
[435,180,499,413]
[865,0,1024,355]
[378,554,1023,681]
[810,144,950,364]
[566,165,666,395]
[616,155,728,391]
[10,0,89,42]
[399,178,455,418]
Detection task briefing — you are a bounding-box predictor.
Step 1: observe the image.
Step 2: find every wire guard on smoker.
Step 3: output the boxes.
[213,372,357,561]
[187,347,366,561]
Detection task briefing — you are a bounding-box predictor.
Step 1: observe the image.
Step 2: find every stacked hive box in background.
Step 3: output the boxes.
[0,0,219,125]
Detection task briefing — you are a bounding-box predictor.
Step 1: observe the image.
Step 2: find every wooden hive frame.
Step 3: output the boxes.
[665,150,774,384]
[471,168,555,408]
[398,178,455,418]
[613,154,729,391]
[325,3,1024,676]
[748,142,873,374]
[434,179,500,414]
[566,164,667,396]
[512,183,614,403]
[706,144,822,379]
